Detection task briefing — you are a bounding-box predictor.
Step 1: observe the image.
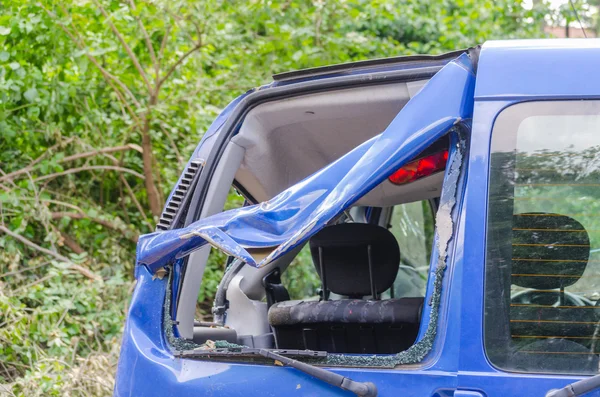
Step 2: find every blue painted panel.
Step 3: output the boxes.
[475,39,600,100]
[115,266,461,397]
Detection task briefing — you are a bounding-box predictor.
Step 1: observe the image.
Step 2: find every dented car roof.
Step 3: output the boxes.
[137,53,475,273]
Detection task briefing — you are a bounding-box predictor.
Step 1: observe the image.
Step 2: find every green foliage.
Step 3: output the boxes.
[0,263,129,395]
[0,0,574,394]
[282,245,321,300]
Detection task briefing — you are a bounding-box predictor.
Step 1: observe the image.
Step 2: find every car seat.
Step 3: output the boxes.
[268,223,424,354]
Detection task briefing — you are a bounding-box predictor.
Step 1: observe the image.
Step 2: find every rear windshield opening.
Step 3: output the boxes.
[181,132,458,362]
[166,79,468,366]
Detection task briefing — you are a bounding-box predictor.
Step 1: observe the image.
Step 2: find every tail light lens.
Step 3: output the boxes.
[388,149,449,185]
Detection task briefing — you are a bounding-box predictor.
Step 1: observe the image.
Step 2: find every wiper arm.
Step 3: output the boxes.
[547,373,600,397]
[175,348,377,397]
[256,349,377,397]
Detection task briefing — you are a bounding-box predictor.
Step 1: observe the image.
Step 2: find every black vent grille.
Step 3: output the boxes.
[156,160,203,231]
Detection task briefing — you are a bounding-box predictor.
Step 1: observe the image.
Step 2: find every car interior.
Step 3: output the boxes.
[174,79,453,355]
[508,213,599,371]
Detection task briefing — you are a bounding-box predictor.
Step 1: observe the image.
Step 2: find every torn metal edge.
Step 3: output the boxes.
[164,128,467,368]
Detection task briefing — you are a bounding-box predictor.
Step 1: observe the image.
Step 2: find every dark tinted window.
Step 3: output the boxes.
[484,101,600,375]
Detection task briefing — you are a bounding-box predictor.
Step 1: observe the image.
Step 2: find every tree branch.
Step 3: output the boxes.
[42,5,142,110]
[33,165,145,183]
[128,0,158,79]
[59,231,85,254]
[0,137,75,183]
[92,0,153,94]
[0,225,100,281]
[59,144,143,164]
[157,41,203,90]
[158,23,171,66]
[158,123,183,169]
[51,212,138,243]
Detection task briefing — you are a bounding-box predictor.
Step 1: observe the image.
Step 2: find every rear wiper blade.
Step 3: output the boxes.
[256,349,377,397]
[175,348,377,397]
[547,373,600,397]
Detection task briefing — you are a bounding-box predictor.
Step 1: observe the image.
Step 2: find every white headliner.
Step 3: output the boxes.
[232,80,444,206]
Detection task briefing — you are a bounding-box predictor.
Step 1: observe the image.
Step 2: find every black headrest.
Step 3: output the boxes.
[309,223,400,297]
[512,213,589,289]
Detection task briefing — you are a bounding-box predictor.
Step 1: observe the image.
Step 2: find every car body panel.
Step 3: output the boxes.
[116,39,600,397]
[456,39,600,395]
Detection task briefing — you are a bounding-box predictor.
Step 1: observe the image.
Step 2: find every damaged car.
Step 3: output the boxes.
[115,40,600,397]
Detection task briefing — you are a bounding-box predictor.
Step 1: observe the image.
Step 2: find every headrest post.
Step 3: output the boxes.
[560,287,565,307]
[318,246,329,301]
[367,244,377,300]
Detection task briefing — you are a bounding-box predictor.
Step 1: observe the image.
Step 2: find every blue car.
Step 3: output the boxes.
[115,39,600,397]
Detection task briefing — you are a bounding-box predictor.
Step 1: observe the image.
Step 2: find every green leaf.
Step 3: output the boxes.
[0,51,9,62]
[23,87,38,102]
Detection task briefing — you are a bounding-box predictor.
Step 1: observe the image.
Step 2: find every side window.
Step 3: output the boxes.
[389,200,435,298]
[484,101,600,374]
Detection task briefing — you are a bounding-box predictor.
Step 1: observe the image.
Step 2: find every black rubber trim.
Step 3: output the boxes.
[273,48,472,82]
[232,179,257,205]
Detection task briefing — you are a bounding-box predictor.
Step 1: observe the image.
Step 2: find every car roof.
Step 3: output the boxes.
[272,48,470,83]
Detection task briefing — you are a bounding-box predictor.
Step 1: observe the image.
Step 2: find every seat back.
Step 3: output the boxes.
[309,223,400,299]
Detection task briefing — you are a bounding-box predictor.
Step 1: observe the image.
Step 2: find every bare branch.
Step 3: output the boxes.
[60,144,143,164]
[128,0,158,78]
[92,0,153,93]
[158,123,183,168]
[79,147,152,228]
[0,225,100,281]
[158,23,171,66]
[59,230,85,254]
[33,165,145,183]
[41,5,142,110]
[0,138,75,183]
[157,42,202,89]
[0,261,51,279]
[30,137,76,168]
[120,174,151,227]
[51,212,138,243]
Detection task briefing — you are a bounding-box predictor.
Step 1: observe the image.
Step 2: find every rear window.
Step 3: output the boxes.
[484,101,600,375]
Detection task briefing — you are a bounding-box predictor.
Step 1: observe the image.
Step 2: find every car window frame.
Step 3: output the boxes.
[483,99,600,375]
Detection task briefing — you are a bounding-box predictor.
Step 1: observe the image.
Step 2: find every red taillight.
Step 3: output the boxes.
[388,150,449,185]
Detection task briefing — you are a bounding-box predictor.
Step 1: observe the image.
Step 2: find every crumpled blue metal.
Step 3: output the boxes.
[138,53,476,273]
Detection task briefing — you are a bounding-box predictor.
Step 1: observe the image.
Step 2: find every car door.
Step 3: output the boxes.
[116,51,475,397]
[457,40,600,397]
